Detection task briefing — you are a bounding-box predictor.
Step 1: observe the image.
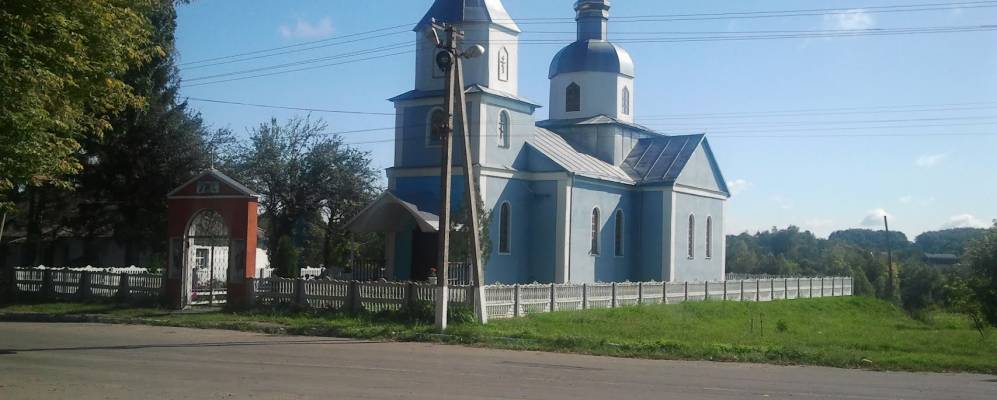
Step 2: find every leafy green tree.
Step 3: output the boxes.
[829,229,912,253]
[915,228,988,256]
[964,222,997,325]
[899,263,945,311]
[225,117,380,276]
[0,0,156,209]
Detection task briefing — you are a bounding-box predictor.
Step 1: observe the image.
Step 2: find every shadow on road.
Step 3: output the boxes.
[0,338,378,354]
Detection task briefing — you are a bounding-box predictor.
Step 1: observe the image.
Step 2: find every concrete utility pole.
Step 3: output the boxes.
[884,215,894,299]
[429,20,488,331]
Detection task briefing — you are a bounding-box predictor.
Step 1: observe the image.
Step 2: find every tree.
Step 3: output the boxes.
[226,117,379,276]
[69,0,217,266]
[915,228,988,256]
[964,221,997,325]
[0,0,156,209]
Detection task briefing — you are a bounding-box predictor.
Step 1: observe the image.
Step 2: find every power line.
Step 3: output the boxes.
[180,23,413,66]
[182,30,411,71]
[639,105,997,120]
[184,42,411,83]
[185,97,395,116]
[181,51,413,88]
[179,24,994,87]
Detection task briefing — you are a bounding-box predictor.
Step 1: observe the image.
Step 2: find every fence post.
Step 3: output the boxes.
[637,282,644,304]
[611,282,617,308]
[513,284,521,317]
[662,282,668,305]
[722,281,727,301]
[41,269,54,299]
[820,277,825,297]
[704,281,709,301]
[349,280,361,314]
[740,280,745,301]
[582,283,588,310]
[117,273,131,301]
[684,281,689,302]
[550,283,557,312]
[406,282,416,310]
[294,279,307,307]
[77,271,92,300]
[756,279,761,301]
[784,278,789,299]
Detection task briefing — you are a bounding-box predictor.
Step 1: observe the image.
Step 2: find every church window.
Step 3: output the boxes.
[688,214,696,259]
[566,83,581,112]
[498,47,510,82]
[614,209,624,257]
[706,216,713,259]
[499,202,511,254]
[427,108,446,147]
[498,110,511,148]
[590,208,601,255]
[622,87,631,115]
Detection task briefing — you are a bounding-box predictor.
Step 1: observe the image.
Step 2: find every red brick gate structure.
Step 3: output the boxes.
[166,169,259,309]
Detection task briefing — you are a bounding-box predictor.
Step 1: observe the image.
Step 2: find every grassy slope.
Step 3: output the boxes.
[2,297,994,374]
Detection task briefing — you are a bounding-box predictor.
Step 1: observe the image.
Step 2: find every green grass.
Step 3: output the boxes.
[3,297,995,374]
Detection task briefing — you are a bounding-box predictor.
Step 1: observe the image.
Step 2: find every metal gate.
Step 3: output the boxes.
[187,237,230,306]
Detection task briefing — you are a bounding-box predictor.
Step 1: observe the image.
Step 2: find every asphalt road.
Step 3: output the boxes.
[0,322,993,400]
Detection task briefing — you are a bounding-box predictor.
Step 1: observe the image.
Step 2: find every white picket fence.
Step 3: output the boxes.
[248,278,475,313]
[482,277,853,319]
[10,267,851,321]
[13,268,163,301]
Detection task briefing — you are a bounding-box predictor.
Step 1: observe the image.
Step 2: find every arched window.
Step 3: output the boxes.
[590,208,600,255]
[614,209,624,257]
[688,214,696,259]
[499,202,511,254]
[498,47,510,82]
[498,110,511,148]
[622,87,631,115]
[566,82,581,112]
[427,108,446,147]
[706,216,713,259]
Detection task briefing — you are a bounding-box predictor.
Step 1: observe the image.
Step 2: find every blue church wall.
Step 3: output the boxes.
[482,176,557,284]
[480,96,537,170]
[393,175,468,216]
[671,191,725,282]
[638,190,665,281]
[567,178,637,283]
[396,102,473,169]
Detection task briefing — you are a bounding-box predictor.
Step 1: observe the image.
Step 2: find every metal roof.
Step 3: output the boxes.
[528,127,635,185]
[389,84,540,108]
[549,39,634,78]
[537,114,657,134]
[414,0,521,33]
[621,134,705,185]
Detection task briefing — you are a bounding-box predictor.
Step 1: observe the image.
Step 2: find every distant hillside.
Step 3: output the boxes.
[914,228,988,256]
[828,229,913,253]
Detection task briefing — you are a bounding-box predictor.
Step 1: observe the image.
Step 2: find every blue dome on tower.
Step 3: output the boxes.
[549,0,634,79]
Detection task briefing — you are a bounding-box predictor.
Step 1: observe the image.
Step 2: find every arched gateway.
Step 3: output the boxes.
[166,169,259,309]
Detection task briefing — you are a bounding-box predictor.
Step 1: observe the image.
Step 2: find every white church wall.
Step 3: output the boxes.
[675,145,725,193]
[549,71,633,121]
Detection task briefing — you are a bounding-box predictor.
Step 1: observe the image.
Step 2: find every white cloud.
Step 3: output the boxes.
[861,208,892,227]
[898,195,913,204]
[824,9,875,31]
[727,179,751,196]
[916,153,948,168]
[279,17,334,40]
[772,195,794,210]
[941,214,989,229]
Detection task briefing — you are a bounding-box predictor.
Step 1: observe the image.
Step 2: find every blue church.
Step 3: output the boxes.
[348,0,730,284]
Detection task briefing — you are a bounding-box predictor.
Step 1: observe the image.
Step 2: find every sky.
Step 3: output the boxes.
[175,0,997,240]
